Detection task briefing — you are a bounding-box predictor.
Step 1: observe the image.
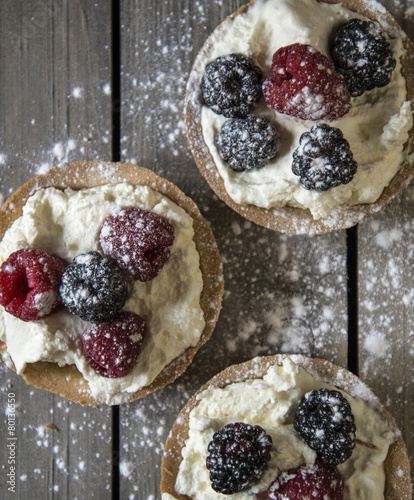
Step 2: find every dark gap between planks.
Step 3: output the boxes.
[108,2,360,494]
[111,0,121,498]
[346,225,359,376]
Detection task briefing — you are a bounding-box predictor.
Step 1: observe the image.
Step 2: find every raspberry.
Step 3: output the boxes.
[262,43,351,121]
[59,251,128,323]
[331,19,396,97]
[266,459,344,500]
[0,249,65,322]
[99,207,175,282]
[292,124,357,191]
[216,116,280,171]
[201,53,263,117]
[206,422,272,495]
[82,311,146,378]
[294,388,356,465]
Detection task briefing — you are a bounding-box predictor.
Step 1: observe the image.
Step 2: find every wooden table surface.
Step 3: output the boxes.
[0,1,413,498]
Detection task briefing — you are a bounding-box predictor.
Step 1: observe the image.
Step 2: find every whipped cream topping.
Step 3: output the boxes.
[0,184,205,404]
[190,0,412,219]
[171,357,396,500]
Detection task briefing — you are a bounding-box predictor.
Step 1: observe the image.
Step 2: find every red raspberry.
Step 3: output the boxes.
[0,249,65,322]
[266,459,344,500]
[262,43,351,121]
[81,311,146,378]
[99,207,175,281]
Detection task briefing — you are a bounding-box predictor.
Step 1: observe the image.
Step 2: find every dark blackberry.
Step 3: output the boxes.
[294,388,356,466]
[59,251,128,323]
[201,53,262,117]
[331,18,396,97]
[292,124,357,191]
[216,116,280,172]
[206,422,272,495]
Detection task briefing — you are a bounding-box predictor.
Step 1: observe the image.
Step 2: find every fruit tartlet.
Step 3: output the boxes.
[161,354,412,499]
[0,161,224,405]
[185,0,414,234]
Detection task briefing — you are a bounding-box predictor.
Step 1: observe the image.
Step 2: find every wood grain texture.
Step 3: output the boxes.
[357,0,414,475]
[0,0,412,498]
[0,1,114,499]
[358,184,414,466]
[118,1,347,498]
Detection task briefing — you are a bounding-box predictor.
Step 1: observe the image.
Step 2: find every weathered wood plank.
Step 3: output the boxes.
[357,0,414,476]
[0,2,114,499]
[358,185,414,474]
[118,1,348,497]
[358,192,414,467]
[2,0,411,497]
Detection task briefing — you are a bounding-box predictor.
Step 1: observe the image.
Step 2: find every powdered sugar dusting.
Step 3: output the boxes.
[71,86,84,99]
[120,461,134,478]
[363,332,390,358]
[375,228,403,248]
[0,0,413,497]
[0,361,113,495]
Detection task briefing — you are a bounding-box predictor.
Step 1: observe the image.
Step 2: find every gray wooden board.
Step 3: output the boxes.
[356,0,414,476]
[0,1,114,499]
[0,0,412,498]
[118,1,347,498]
[358,184,414,467]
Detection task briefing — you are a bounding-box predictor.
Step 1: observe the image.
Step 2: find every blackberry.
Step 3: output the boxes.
[331,19,396,97]
[294,388,356,466]
[216,116,280,172]
[201,54,262,117]
[292,124,357,191]
[206,422,272,495]
[59,251,128,323]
